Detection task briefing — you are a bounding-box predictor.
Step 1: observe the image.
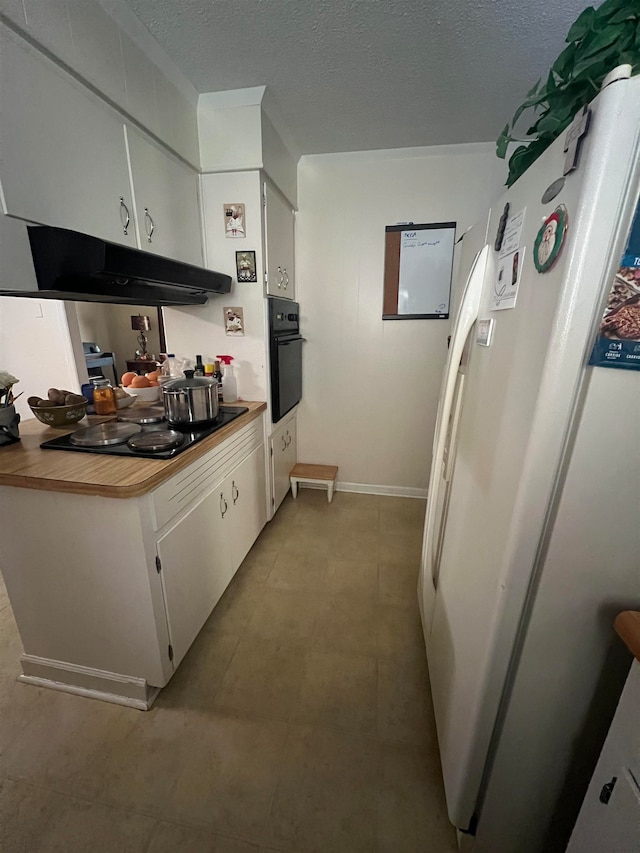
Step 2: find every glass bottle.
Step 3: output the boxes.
[92,376,117,415]
[213,361,223,403]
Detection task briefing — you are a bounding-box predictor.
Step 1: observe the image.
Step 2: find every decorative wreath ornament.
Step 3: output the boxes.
[534,205,569,273]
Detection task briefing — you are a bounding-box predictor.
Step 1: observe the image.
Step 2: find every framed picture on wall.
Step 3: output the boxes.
[223,203,246,238]
[236,251,257,282]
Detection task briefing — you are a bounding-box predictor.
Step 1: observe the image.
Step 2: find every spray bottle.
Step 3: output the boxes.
[217,355,237,403]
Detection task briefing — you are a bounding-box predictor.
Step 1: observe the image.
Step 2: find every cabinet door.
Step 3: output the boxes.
[157,486,232,667]
[228,443,267,571]
[126,127,203,266]
[0,29,136,246]
[567,662,640,852]
[270,413,297,512]
[264,182,295,299]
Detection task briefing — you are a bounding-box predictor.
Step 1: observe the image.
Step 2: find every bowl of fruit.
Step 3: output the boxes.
[121,370,161,403]
[28,388,88,427]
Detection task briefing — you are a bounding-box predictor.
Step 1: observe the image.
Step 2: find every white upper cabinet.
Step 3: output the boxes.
[264,182,295,299]
[125,127,203,267]
[0,29,137,246]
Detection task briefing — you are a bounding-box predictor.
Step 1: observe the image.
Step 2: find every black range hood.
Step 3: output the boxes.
[0,225,231,306]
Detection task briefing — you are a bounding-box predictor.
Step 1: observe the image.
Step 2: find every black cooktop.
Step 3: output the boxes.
[40,407,249,459]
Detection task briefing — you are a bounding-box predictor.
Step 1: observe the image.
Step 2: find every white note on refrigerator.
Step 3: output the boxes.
[499,208,526,258]
[491,247,525,311]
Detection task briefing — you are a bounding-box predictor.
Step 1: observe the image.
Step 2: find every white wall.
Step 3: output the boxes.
[162,171,269,403]
[295,143,505,494]
[0,297,85,420]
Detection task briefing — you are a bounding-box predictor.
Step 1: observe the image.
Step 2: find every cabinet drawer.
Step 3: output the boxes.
[150,420,262,530]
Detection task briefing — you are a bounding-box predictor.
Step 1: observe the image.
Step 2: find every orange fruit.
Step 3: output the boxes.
[130,375,151,388]
[148,380,159,387]
[121,371,137,387]
[145,370,161,382]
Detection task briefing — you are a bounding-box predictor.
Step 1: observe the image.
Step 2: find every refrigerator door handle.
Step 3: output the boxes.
[423,244,490,592]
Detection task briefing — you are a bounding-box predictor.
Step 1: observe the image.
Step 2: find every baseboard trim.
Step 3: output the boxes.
[20,654,159,709]
[337,481,428,499]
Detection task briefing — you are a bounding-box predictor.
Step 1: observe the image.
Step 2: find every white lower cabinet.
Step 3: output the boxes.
[157,440,267,667]
[0,414,267,708]
[155,424,266,669]
[567,659,640,852]
[270,411,297,513]
[156,486,232,667]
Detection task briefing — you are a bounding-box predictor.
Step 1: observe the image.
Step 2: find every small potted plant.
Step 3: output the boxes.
[0,370,21,445]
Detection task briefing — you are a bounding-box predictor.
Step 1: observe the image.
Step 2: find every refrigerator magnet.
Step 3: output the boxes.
[476,318,494,346]
[534,205,568,273]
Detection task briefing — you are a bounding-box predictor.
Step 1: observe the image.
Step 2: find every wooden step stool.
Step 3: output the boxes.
[290,463,339,503]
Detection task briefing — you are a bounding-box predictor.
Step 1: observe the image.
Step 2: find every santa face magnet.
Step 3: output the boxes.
[534,205,568,273]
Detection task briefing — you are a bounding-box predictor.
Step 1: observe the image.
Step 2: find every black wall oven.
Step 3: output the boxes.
[269,297,304,423]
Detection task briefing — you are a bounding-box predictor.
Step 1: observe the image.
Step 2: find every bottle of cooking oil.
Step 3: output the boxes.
[91,376,117,415]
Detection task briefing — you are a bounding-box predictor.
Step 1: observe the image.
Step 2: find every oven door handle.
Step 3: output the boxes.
[277,336,306,345]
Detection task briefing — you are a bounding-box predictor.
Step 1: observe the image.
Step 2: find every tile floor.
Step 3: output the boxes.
[0,490,457,852]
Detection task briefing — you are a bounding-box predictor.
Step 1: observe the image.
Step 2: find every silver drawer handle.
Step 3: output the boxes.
[282,268,289,289]
[276,266,283,288]
[220,493,228,518]
[285,430,292,447]
[144,208,155,243]
[119,197,130,235]
[232,481,239,504]
[281,434,287,451]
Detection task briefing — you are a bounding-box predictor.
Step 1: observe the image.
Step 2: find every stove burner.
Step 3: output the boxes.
[40,407,250,458]
[127,429,183,453]
[70,422,141,447]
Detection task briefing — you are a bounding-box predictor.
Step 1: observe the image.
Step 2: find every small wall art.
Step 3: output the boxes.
[224,306,245,336]
[223,203,246,238]
[236,250,257,283]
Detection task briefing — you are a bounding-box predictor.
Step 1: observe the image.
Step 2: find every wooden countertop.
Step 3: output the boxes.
[615,611,640,662]
[0,402,266,499]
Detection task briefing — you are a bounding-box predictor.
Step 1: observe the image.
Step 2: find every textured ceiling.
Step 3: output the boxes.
[121,0,589,155]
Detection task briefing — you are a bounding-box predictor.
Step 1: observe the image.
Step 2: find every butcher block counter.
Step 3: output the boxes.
[615,611,640,661]
[0,401,266,498]
[0,401,268,709]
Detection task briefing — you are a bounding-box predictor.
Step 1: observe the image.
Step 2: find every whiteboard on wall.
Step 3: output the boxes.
[383,222,456,319]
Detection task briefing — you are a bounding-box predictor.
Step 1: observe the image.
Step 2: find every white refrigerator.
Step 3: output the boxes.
[418,66,640,853]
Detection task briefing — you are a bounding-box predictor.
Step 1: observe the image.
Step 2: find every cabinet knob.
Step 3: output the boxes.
[119,197,130,236]
[144,208,155,243]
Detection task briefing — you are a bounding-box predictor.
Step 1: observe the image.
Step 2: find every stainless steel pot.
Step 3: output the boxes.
[162,370,219,425]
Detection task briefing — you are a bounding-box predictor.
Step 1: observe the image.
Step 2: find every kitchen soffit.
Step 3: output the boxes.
[118,0,588,155]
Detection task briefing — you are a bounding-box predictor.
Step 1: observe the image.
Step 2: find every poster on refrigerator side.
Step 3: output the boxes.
[589,200,640,370]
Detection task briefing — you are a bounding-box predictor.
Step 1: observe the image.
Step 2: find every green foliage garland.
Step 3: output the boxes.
[497,0,640,186]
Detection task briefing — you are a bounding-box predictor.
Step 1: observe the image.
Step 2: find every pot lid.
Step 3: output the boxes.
[163,369,217,392]
[127,429,184,453]
[70,422,141,447]
[117,405,166,424]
